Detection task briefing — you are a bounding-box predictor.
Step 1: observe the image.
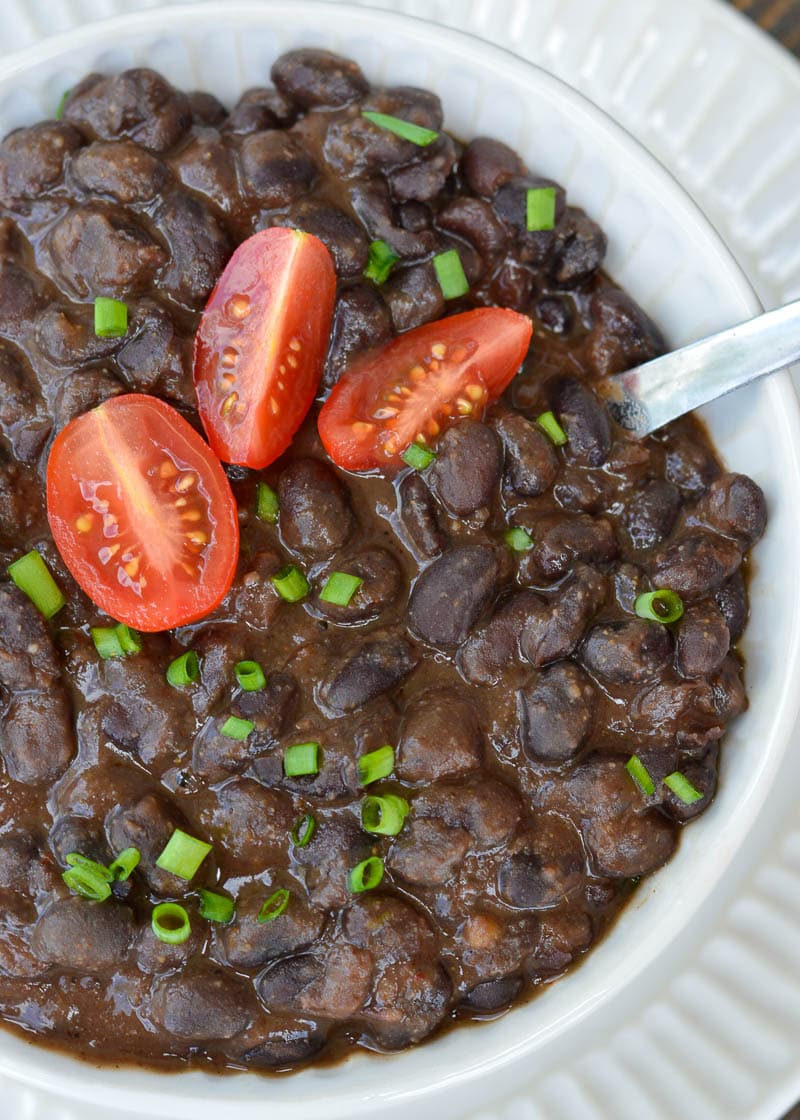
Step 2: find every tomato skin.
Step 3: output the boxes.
[194,227,336,469]
[46,394,240,633]
[318,308,533,471]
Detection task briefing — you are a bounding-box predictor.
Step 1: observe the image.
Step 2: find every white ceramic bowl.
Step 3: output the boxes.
[1,4,799,1119]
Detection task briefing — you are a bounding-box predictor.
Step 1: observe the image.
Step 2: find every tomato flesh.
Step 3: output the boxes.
[46,394,240,633]
[194,227,336,469]
[318,308,533,471]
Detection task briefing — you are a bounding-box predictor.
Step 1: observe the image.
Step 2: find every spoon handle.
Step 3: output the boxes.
[597,298,800,437]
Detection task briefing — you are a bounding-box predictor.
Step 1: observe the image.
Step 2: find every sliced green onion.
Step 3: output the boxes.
[151,902,191,945]
[65,853,113,882]
[258,888,290,923]
[284,741,320,778]
[108,847,140,881]
[234,660,266,692]
[358,744,395,786]
[62,865,112,902]
[198,888,235,923]
[402,441,436,470]
[504,526,534,552]
[166,649,200,688]
[55,89,70,121]
[349,856,385,893]
[8,550,65,618]
[291,813,316,848]
[526,186,557,232]
[625,755,655,797]
[361,110,438,146]
[220,715,254,740]
[271,564,309,603]
[94,296,128,339]
[320,571,363,607]
[256,481,279,523]
[635,589,684,625]
[364,239,400,285]
[361,794,410,837]
[664,771,704,805]
[91,622,141,660]
[536,410,568,446]
[155,828,212,881]
[433,249,469,300]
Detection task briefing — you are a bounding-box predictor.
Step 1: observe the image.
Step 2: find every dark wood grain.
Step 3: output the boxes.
[728,0,800,54]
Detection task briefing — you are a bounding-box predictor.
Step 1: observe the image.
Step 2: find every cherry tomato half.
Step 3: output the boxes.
[46,394,239,633]
[317,308,533,471]
[193,227,337,469]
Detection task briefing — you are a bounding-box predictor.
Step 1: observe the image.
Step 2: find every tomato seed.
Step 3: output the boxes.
[175,472,198,492]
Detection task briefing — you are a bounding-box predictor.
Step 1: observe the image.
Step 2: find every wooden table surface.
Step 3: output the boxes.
[731,0,800,53]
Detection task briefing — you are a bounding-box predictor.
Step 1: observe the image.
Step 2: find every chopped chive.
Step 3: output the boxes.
[526,187,557,231]
[433,249,469,300]
[107,847,140,882]
[364,239,400,285]
[198,888,235,923]
[155,828,212,881]
[8,550,65,618]
[55,89,70,121]
[320,571,363,607]
[625,755,655,797]
[664,771,704,805]
[402,441,436,470]
[65,853,113,882]
[536,410,568,446]
[234,660,266,692]
[94,296,128,339]
[258,887,290,923]
[220,715,254,740]
[91,622,141,660]
[166,649,200,688]
[504,526,534,552]
[349,856,385,893]
[284,741,320,778]
[151,902,191,945]
[361,110,438,146]
[635,589,684,625]
[358,744,395,786]
[361,794,410,837]
[291,813,316,848]
[256,481,279,523]
[62,864,112,902]
[271,564,309,603]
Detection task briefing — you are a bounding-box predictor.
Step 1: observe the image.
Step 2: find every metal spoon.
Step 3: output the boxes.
[596,299,800,437]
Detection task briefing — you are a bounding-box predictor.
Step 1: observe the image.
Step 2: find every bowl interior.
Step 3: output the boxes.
[1,3,799,1118]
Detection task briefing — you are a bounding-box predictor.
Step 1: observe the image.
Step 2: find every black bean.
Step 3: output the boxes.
[408,544,498,646]
[223,86,296,134]
[271,49,369,108]
[32,898,134,972]
[171,131,240,213]
[675,604,730,678]
[0,585,60,691]
[622,479,682,552]
[71,139,165,203]
[437,196,509,257]
[0,259,41,340]
[458,590,540,685]
[186,89,227,126]
[715,571,748,642]
[154,191,232,306]
[493,411,559,497]
[536,295,573,334]
[493,176,565,265]
[320,631,418,712]
[344,894,438,958]
[427,421,503,518]
[397,472,444,558]
[219,883,324,969]
[389,817,470,886]
[53,368,123,431]
[398,200,433,231]
[661,746,718,823]
[462,976,523,1011]
[586,287,666,377]
[553,467,615,515]
[461,137,527,197]
[519,564,606,666]
[315,547,402,625]
[284,199,369,279]
[490,255,535,311]
[383,263,445,333]
[581,619,673,684]
[106,793,192,896]
[0,122,82,204]
[652,530,742,600]
[0,342,50,464]
[278,458,355,557]
[258,945,373,1020]
[349,178,434,258]
[387,135,458,203]
[553,377,611,467]
[521,512,617,581]
[204,779,294,874]
[1,690,75,784]
[550,207,607,287]
[223,1015,324,1070]
[498,814,586,907]
[397,687,483,782]
[359,960,452,1048]
[526,904,592,979]
[150,965,252,1040]
[294,815,372,911]
[690,472,767,546]
[63,68,191,152]
[117,299,192,403]
[240,131,316,207]
[517,662,596,762]
[324,284,392,388]
[663,420,721,494]
[47,205,166,298]
[414,776,521,849]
